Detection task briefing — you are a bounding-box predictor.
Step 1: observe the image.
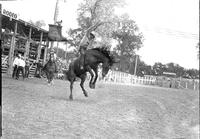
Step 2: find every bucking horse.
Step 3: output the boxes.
[65,47,119,100]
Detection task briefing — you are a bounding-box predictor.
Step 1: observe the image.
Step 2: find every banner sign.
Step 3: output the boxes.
[48,24,62,41]
[2,6,18,20]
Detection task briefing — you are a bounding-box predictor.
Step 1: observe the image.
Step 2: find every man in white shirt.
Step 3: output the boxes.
[16,55,25,80]
[12,54,20,79]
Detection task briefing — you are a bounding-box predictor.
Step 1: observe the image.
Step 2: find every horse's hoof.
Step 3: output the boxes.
[84,92,88,97]
[69,96,73,100]
[91,84,95,89]
[89,83,93,89]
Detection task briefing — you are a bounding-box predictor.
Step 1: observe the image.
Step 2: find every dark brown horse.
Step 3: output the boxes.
[42,54,57,85]
[65,47,119,100]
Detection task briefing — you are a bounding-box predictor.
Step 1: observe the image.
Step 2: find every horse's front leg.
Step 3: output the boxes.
[50,72,54,85]
[80,73,88,97]
[46,72,51,85]
[85,66,94,89]
[91,66,98,89]
[69,80,74,100]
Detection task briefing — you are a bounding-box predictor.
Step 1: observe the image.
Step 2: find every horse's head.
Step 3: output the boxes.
[89,47,120,78]
[102,61,110,78]
[100,49,120,78]
[102,57,120,78]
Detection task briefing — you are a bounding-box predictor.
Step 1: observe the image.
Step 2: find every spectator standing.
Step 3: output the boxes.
[16,55,25,80]
[34,60,43,78]
[12,54,20,79]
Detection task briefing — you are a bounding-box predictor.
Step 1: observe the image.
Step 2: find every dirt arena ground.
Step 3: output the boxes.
[2,75,199,139]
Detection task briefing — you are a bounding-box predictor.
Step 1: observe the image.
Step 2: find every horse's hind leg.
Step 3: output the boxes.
[80,74,88,97]
[50,73,54,85]
[85,66,94,89]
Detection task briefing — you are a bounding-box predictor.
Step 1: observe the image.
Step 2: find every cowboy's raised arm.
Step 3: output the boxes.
[85,22,104,37]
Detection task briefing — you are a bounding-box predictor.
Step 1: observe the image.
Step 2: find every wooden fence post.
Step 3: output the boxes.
[193,82,196,90]
[36,32,43,62]
[24,27,32,59]
[43,41,49,66]
[185,82,188,89]
[0,4,2,40]
[7,21,18,75]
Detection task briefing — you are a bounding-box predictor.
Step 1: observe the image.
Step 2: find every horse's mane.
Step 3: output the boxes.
[91,47,115,65]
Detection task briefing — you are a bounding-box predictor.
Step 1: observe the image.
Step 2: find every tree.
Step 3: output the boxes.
[112,14,143,57]
[67,0,125,51]
[52,47,66,59]
[128,56,153,76]
[112,14,144,71]
[165,63,185,77]
[185,69,199,79]
[28,20,46,28]
[152,62,166,76]
[77,0,125,30]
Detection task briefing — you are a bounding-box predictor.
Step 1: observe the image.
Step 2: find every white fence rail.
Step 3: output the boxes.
[97,70,199,90]
[98,70,156,86]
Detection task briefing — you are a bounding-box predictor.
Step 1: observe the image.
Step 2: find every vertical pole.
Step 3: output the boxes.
[7,21,18,75]
[134,55,138,76]
[56,41,59,57]
[36,32,43,62]
[0,4,2,40]
[0,5,2,136]
[50,41,54,51]
[65,43,68,63]
[25,27,32,59]
[43,40,49,66]
[54,0,60,24]
[185,81,188,89]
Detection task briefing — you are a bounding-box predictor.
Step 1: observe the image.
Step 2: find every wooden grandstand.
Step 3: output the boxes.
[1,4,50,77]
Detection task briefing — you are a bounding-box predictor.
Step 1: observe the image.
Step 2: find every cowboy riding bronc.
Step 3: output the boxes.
[79,22,104,69]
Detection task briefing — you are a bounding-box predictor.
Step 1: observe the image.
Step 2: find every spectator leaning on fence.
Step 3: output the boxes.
[12,54,20,79]
[16,55,25,80]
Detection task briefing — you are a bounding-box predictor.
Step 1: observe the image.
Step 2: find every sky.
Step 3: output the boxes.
[1,0,199,69]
